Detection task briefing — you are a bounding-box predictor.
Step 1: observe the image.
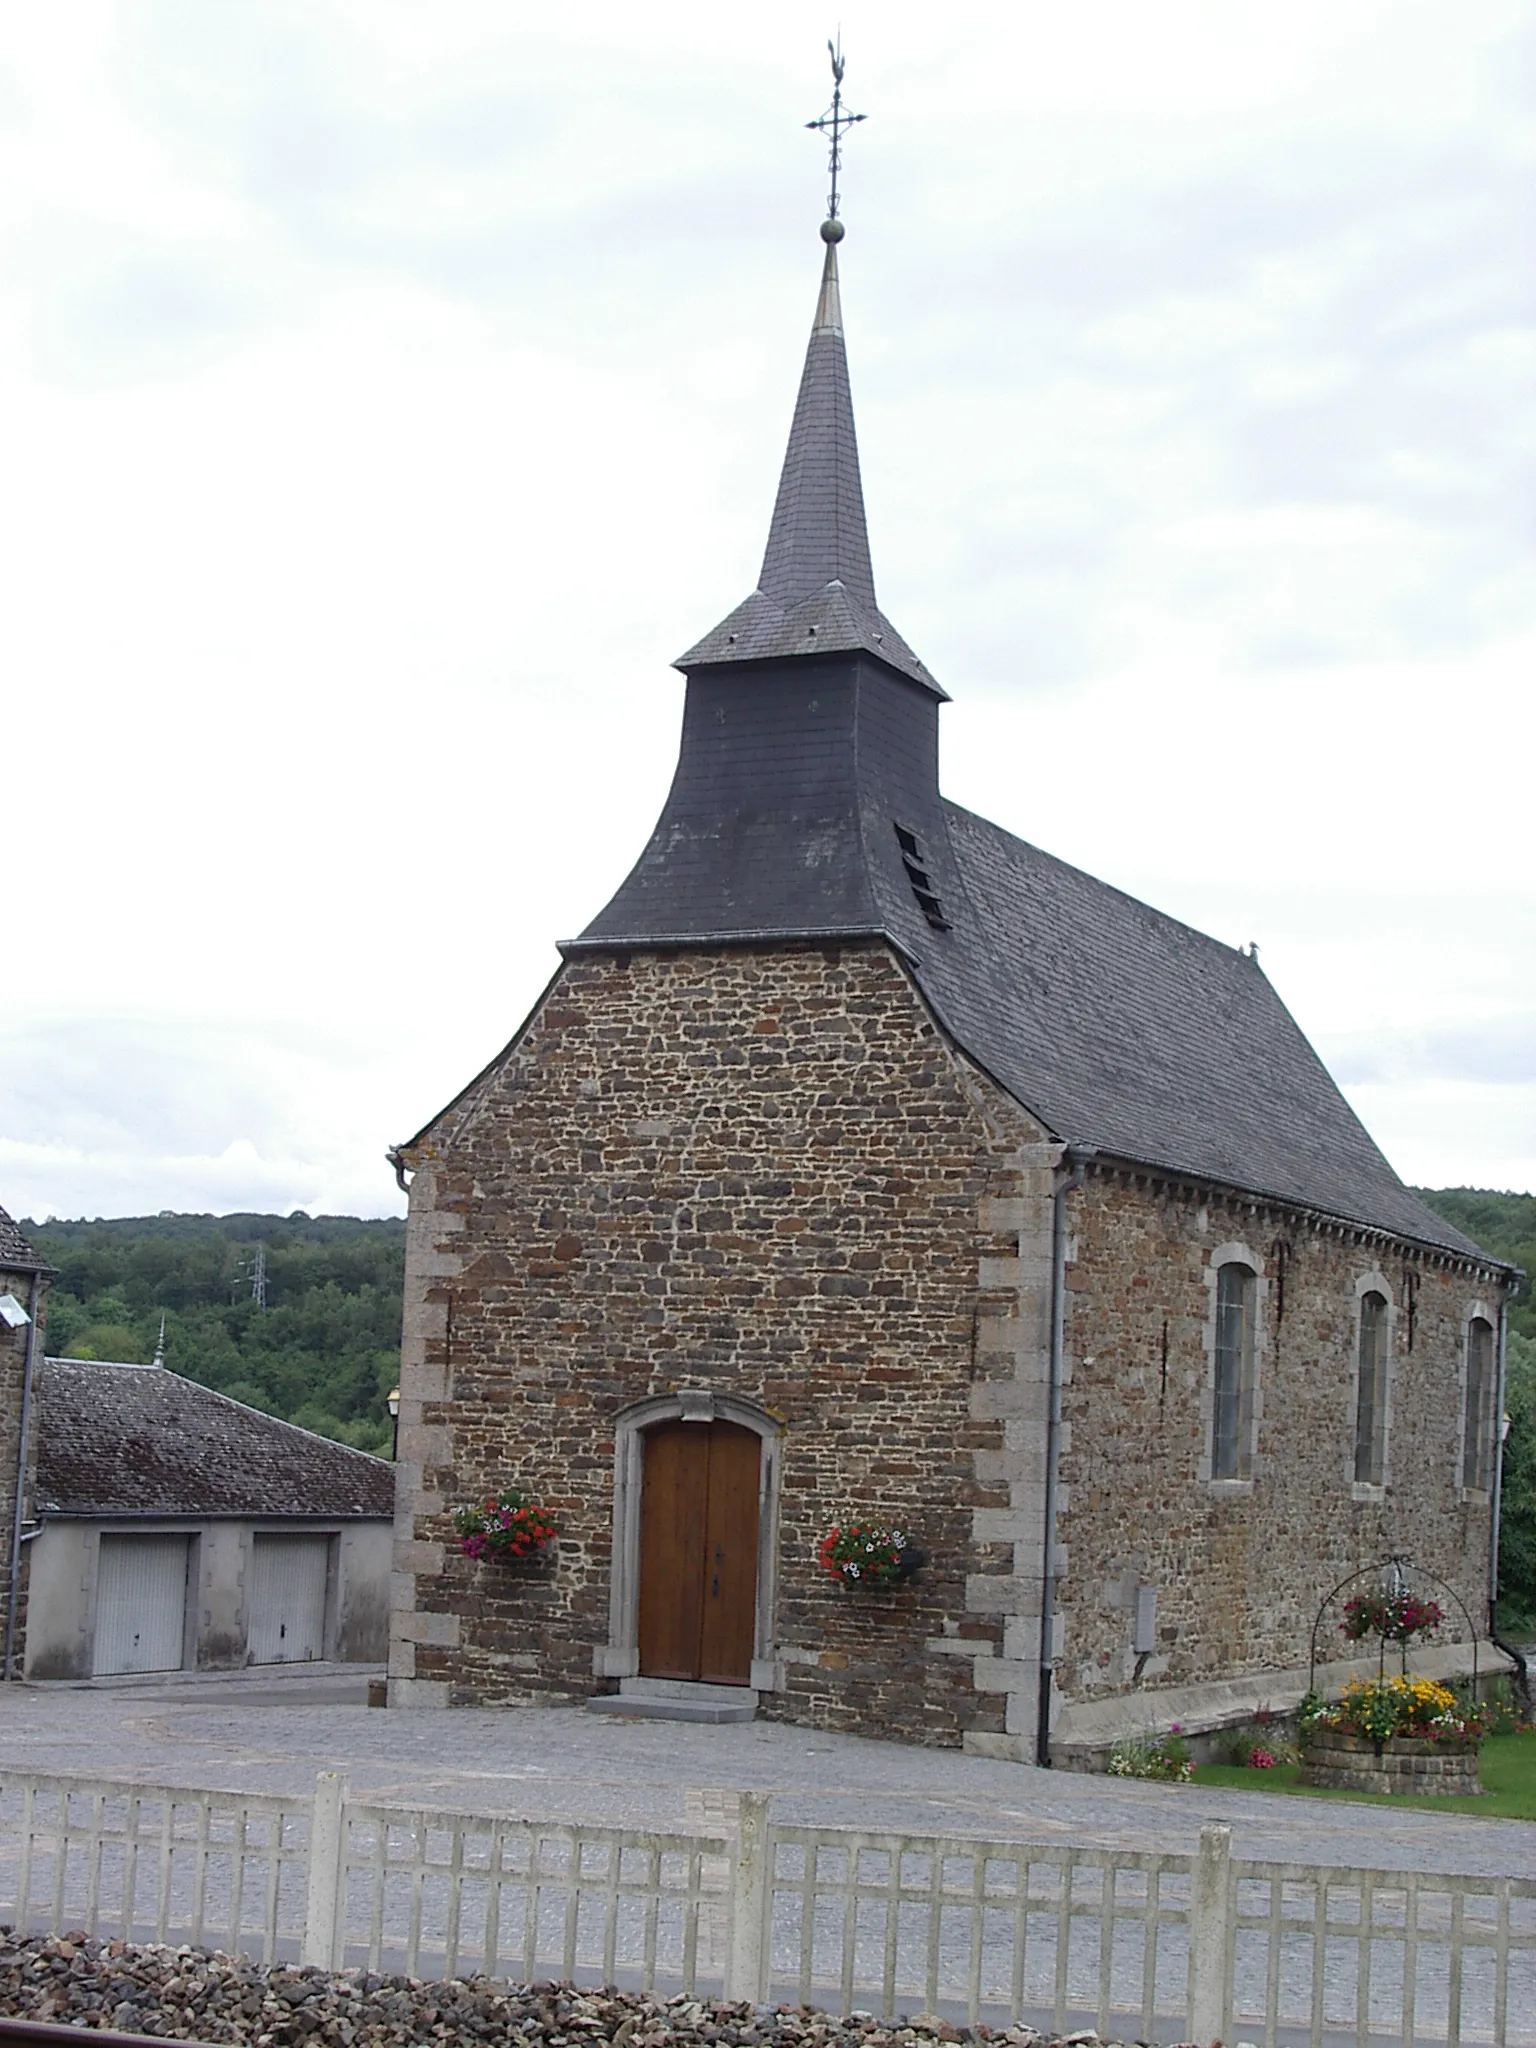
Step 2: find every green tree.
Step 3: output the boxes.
[1497,1330,1536,1636]
[1416,1188,1534,1638]
[25,1212,405,1456]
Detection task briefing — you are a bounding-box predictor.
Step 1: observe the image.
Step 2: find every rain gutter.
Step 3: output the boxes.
[1038,1145,1093,1766]
[1489,1287,1530,1705]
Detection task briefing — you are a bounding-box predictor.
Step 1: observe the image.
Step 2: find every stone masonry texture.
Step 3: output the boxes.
[393,942,1051,1745]
[0,1258,44,1668]
[391,941,1509,1754]
[1056,1171,1498,1707]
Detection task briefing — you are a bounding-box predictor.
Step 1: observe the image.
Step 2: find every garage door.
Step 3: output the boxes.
[94,1535,190,1676]
[248,1535,330,1663]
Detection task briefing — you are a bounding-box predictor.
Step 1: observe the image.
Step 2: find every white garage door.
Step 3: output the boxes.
[248,1535,330,1664]
[94,1535,190,1676]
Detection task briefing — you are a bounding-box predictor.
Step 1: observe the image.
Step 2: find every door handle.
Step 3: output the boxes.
[711,1575,720,1597]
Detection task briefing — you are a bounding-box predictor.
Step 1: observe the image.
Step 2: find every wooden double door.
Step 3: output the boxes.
[637,1419,760,1686]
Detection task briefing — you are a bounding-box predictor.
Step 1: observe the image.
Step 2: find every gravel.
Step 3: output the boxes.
[0,1933,1200,2048]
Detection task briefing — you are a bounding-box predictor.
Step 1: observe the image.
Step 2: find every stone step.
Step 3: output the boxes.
[622,1677,754,1703]
[586,1678,758,1725]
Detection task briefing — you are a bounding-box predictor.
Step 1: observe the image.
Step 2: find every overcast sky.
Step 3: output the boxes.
[2,0,1532,1224]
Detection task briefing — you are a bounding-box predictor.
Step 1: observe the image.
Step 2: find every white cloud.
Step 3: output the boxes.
[0,0,1531,1219]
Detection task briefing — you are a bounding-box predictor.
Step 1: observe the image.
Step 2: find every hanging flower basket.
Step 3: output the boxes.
[817,1523,927,1588]
[452,1490,559,1563]
[1338,1590,1443,1645]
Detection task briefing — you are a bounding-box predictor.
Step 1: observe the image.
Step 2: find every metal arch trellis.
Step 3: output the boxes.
[1307,1550,1480,1695]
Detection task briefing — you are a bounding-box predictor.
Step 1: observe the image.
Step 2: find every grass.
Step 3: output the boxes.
[1191,1729,1536,1820]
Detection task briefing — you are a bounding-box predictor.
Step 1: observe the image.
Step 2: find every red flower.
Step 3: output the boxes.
[452,1489,559,1562]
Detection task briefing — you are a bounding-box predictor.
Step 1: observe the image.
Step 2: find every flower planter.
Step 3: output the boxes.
[830,1547,929,1592]
[818,1524,924,1589]
[1300,1729,1483,1797]
[452,1491,559,1564]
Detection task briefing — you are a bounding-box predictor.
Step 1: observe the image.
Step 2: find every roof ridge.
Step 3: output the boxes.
[45,1355,393,1468]
[931,802,1491,1262]
[0,1202,50,1274]
[943,799,1270,965]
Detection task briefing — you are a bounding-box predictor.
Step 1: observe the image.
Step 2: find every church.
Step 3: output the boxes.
[386,183,1516,1761]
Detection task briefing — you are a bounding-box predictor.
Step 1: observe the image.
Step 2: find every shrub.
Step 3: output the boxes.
[1108,1727,1194,1782]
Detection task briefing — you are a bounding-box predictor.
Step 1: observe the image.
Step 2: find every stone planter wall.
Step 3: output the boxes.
[1301,1729,1483,1796]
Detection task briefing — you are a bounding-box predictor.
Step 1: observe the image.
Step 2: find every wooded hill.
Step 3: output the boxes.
[25,1211,405,1458]
[1431,1189,1536,1633]
[21,1190,1534,1625]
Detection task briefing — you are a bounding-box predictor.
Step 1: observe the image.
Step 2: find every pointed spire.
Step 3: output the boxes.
[676,46,937,691]
[152,1313,166,1368]
[754,222,876,614]
[811,234,843,334]
[676,222,941,696]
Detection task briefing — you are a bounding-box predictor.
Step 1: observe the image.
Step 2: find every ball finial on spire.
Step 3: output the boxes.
[820,217,845,244]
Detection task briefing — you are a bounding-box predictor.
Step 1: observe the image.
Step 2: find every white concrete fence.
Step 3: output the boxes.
[2,1770,1532,2046]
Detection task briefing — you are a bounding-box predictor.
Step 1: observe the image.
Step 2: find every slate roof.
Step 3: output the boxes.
[0,1204,48,1275]
[565,224,1505,1269]
[36,1358,395,1519]
[676,237,942,697]
[926,807,1486,1256]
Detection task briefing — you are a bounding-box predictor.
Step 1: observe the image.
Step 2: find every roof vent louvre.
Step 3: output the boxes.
[893,823,951,931]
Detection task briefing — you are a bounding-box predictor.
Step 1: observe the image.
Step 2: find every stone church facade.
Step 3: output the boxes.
[387,219,1517,1761]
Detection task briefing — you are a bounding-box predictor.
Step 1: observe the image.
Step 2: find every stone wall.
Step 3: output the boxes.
[390,941,1058,1748]
[0,1264,44,1671]
[390,947,1511,1757]
[1052,1170,1500,1733]
[1301,1730,1483,1796]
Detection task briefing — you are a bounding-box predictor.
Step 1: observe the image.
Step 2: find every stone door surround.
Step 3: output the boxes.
[595,1390,784,1692]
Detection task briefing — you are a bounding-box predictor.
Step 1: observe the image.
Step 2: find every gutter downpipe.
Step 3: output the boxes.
[1038,1145,1093,1767]
[4,1270,43,1681]
[1489,1287,1530,1705]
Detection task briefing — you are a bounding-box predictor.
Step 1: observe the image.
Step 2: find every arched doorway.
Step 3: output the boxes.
[637,1418,760,1685]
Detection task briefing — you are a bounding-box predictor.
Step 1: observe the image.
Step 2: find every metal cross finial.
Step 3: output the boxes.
[805,35,865,222]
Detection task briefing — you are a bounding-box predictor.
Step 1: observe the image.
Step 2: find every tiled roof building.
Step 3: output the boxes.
[24,1357,393,1680]
[36,1358,395,1520]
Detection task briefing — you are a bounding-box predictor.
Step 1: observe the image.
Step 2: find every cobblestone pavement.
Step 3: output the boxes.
[0,1668,1529,1879]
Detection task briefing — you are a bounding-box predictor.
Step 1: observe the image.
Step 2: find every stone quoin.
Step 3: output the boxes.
[386,148,1519,1760]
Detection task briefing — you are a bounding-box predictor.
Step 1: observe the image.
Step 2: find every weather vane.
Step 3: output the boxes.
[806,36,865,225]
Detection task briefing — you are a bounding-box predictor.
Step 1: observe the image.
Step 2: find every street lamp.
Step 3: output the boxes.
[387,1386,400,1462]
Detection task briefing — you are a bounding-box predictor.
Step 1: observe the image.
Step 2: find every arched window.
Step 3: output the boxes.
[1463,1316,1495,1492]
[1212,1261,1256,1480]
[1353,1290,1389,1486]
